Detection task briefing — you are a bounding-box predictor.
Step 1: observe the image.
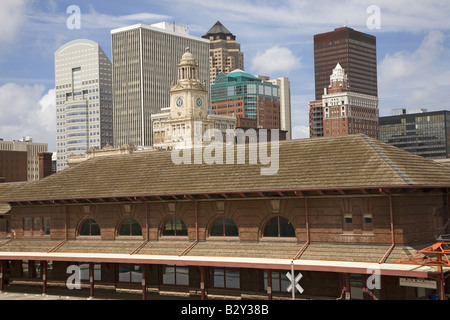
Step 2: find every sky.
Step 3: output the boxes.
[0,0,449,153]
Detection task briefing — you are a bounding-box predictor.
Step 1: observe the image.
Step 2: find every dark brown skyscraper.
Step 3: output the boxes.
[314,27,377,100]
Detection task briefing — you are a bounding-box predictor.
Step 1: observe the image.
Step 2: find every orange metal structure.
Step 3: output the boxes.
[395,242,450,300]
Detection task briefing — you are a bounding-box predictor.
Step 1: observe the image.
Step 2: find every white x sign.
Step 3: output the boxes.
[286,271,304,294]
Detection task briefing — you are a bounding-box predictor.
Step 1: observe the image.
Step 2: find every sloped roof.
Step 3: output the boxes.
[227,69,261,81]
[0,182,29,213]
[203,21,233,36]
[2,134,450,203]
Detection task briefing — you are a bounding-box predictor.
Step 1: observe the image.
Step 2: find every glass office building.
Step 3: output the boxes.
[379,110,450,159]
[210,70,280,130]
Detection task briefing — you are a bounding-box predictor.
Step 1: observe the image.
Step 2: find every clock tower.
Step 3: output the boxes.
[151,48,236,149]
[169,47,209,121]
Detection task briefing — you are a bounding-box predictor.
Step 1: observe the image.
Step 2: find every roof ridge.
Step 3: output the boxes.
[360,134,413,185]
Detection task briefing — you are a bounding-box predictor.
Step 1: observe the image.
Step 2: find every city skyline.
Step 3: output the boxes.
[0,1,449,152]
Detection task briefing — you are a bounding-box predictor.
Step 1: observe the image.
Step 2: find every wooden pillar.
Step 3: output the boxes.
[89,262,94,299]
[340,273,351,300]
[29,260,36,278]
[142,264,147,300]
[0,260,5,292]
[41,261,47,295]
[199,266,206,300]
[267,269,272,300]
[267,269,273,300]
[438,264,445,300]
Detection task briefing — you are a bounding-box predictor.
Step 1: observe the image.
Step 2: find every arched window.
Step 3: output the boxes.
[79,218,100,236]
[162,217,187,236]
[210,217,238,237]
[263,216,295,238]
[119,218,142,236]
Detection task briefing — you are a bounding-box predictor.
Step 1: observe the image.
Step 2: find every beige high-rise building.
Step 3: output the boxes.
[54,39,113,171]
[111,22,210,148]
[202,21,244,84]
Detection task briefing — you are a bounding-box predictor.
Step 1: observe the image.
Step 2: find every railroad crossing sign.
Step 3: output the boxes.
[286,261,303,299]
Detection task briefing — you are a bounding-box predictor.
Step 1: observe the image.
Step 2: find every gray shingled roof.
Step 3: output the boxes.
[0,182,29,213]
[2,134,450,203]
[203,21,233,36]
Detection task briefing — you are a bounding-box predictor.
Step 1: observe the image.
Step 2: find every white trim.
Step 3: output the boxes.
[110,23,209,44]
[0,251,445,275]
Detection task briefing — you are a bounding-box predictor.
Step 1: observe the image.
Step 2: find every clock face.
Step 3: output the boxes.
[196,97,203,107]
[176,97,183,107]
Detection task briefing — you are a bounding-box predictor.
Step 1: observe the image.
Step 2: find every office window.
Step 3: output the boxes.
[263,216,295,238]
[210,217,238,237]
[118,218,142,236]
[23,218,32,237]
[212,268,240,289]
[362,214,373,234]
[79,218,100,236]
[33,217,41,236]
[118,264,142,283]
[162,217,187,236]
[343,213,353,234]
[264,270,290,292]
[162,265,189,286]
[79,263,101,281]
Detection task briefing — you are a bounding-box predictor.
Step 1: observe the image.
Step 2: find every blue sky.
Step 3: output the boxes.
[0,0,449,152]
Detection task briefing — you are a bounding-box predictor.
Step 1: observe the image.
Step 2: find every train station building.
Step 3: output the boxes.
[0,134,449,300]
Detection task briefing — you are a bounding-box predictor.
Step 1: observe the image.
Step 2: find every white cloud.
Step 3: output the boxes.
[292,125,310,140]
[81,8,172,29]
[0,0,27,45]
[378,30,450,112]
[182,0,450,35]
[251,46,301,76]
[0,83,55,150]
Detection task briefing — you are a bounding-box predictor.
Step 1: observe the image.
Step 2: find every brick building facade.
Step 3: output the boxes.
[0,135,449,300]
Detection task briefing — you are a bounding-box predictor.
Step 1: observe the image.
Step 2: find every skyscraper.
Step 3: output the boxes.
[111,22,210,148]
[257,76,292,139]
[310,26,378,139]
[54,39,113,171]
[321,63,378,139]
[202,21,244,84]
[211,70,280,130]
[379,109,450,159]
[313,27,377,101]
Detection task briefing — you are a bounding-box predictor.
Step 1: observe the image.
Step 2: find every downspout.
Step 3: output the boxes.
[65,205,68,241]
[131,202,149,255]
[48,205,68,252]
[294,197,309,259]
[179,199,199,256]
[379,189,395,264]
